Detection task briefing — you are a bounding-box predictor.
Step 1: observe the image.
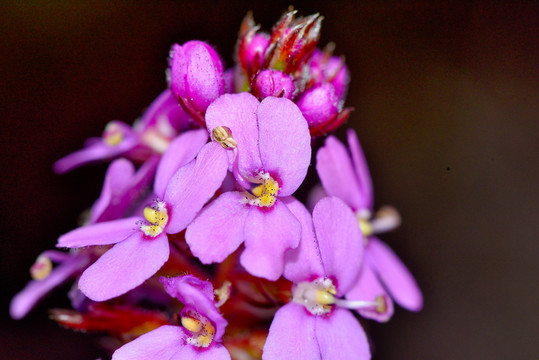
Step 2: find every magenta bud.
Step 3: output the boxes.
[242,33,270,69]
[325,56,349,100]
[169,41,225,124]
[254,69,295,99]
[296,83,340,127]
[308,49,349,100]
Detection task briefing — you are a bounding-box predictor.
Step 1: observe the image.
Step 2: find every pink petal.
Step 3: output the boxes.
[315,308,371,360]
[79,232,169,301]
[262,303,319,360]
[57,217,140,248]
[186,192,249,264]
[154,129,208,198]
[346,264,394,322]
[316,135,364,211]
[347,129,374,210]
[171,343,231,360]
[312,197,363,296]
[241,199,301,280]
[257,97,311,196]
[164,141,228,234]
[112,325,186,360]
[53,139,137,174]
[205,93,262,177]
[366,237,423,311]
[283,197,325,283]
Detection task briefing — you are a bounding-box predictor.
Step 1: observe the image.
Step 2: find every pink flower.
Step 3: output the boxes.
[263,197,371,360]
[186,93,311,280]
[112,275,230,360]
[316,129,423,317]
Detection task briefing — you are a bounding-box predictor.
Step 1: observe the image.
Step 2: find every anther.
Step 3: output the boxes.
[212,126,237,149]
[102,122,124,146]
[30,256,52,281]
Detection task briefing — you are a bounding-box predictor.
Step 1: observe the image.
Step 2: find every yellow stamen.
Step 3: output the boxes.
[103,123,124,146]
[30,256,52,281]
[315,290,336,305]
[181,316,201,333]
[375,295,387,314]
[358,218,373,237]
[140,203,168,237]
[250,176,279,207]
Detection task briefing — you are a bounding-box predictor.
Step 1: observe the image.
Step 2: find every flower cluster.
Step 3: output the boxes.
[11,9,422,360]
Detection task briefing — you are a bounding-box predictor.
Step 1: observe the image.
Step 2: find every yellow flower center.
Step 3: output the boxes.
[249,176,279,207]
[181,312,216,348]
[140,202,169,237]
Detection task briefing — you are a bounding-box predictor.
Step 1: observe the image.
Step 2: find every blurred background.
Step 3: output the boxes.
[1,1,537,359]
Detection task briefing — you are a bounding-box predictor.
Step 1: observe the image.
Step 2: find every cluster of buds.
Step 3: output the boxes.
[11,8,422,360]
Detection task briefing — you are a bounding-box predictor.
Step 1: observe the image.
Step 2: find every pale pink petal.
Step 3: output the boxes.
[262,303,320,360]
[257,97,311,196]
[347,129,374,210]
[205,93,262,177]
[164,142,228,234]
[154,129,208,198]
[112,325,186,360]
[171,343,231,360]
[312,197,363,296]
[346,265,394,322]
[57,217,140,248]
[241,198,301,280]
[316,135,363,211]
[79,232,169,301]
[366,237,423,311]
[315,308,371,360]
[186,192,249,264]
[283,197,325,283]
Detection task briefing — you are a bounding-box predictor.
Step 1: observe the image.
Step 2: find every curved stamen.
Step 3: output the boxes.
[370,206,401,234]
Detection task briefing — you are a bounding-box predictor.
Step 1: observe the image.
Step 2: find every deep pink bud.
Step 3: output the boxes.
[296,83,340,127]
[308,49,349,100]
[253,69,295,99]
[169,41,225,126]
[241,33,270,71]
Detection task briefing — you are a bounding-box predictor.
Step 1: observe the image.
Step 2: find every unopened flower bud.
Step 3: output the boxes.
[169,41,225,125]
[308,49,349,100]
[296,83,340,127]
[254,69,295,99]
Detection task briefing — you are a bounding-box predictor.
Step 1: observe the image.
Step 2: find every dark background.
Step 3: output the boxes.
[1,1,537,359]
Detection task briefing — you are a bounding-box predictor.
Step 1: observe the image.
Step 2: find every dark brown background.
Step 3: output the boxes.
[1,1,537,359]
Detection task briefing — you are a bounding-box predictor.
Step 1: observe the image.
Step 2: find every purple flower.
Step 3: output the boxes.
[263,197,371,360]
[316,129,423,314]
[112,275,230,360]
[57,129,229,301]
[53,89,191,173]
[169,41,225,126]
[10,250,91,319]
[186,93,311,280]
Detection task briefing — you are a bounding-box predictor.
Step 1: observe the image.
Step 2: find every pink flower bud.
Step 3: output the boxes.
[296,83,340,127]
[169,41,225,125]
[308,49,349,100]
[253,69,295,99]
